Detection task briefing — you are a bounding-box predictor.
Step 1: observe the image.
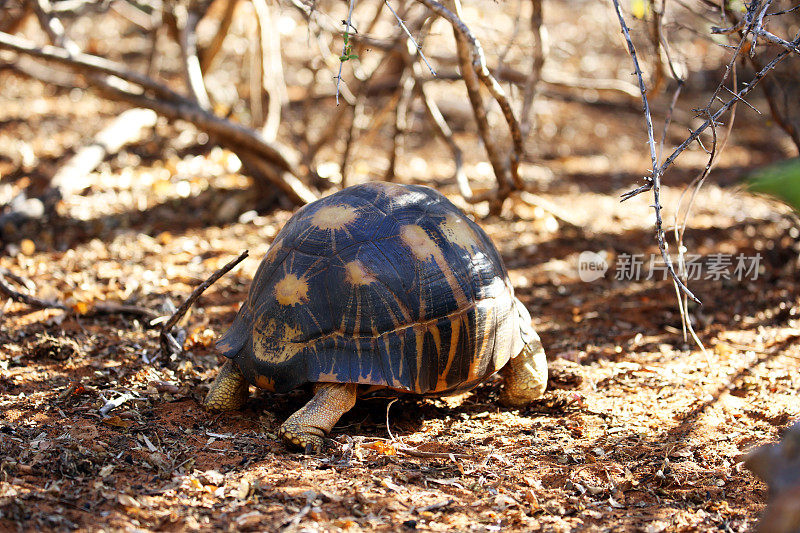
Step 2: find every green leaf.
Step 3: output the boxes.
[745,158,800,213]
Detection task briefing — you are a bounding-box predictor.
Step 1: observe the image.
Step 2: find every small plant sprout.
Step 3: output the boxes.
[340,28,358,63]
[335,0,437,104]
[335,0,358,105]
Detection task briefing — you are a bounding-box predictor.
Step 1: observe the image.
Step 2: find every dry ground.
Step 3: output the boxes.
[1,1,800,531]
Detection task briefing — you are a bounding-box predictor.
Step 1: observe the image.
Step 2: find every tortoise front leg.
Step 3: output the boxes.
[204,360,250,411]
[500,336,548,407]
[279,382,358,454]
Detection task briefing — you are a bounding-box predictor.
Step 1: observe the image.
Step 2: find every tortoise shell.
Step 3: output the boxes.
[217,182,531,395]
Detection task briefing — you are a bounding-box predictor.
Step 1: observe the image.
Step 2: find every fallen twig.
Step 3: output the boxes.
[159,250,248,358]
[0,268,35,292]
[516,191,583,228]
[0,270,68,312]
[395,444,470,460]
[0,267,157,318]
[99,392,135,417]
[94,82,316,204]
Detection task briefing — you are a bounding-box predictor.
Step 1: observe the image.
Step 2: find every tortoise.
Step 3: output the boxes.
[205,181,548,453]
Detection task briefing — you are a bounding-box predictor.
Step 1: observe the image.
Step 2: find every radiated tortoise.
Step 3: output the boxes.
[205,182,548,453]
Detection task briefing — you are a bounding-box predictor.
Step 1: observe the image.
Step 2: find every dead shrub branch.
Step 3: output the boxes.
[159,250,249,359]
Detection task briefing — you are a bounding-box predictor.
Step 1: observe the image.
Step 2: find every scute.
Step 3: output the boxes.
[216,182,523,394]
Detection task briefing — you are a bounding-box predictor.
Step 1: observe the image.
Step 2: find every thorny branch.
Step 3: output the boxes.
[611,0,700,304]
[622,45,795,203]
[384,0,436,76]
[614,0,800,326]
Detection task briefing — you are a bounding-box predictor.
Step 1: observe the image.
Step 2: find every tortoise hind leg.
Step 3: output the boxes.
[279,383,358,454]
[204,360,250,410]
[500,336,548,407]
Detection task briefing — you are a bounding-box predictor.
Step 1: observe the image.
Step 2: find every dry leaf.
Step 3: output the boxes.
[235,479,251,500]
[235,512,264,527]
[71,300,91,314]
[363,441,397,455]
[103,415,134,428]
[117,493,141,508]
[379,477,403,492]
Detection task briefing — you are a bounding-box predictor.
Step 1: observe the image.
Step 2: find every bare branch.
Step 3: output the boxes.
[0,30,183,102]
[384,72,415,181]
[288,0,396,52]
[199,0,241,72]
[384,0,436,75]
[414,70,472,199]
[424,0,510,210]
[658,47,794,179]
[416,0,525,192]
[94,81,303,178]
[252,0,287,142]
[340,97,366,188]
[755,27,800,55]
[248,5,264,128]
[622,39,796,202]
[175,6,212,109]
[519,0,545,137]
[30,0,77,51]
[335,0,358,105]
[0,30,312,197]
